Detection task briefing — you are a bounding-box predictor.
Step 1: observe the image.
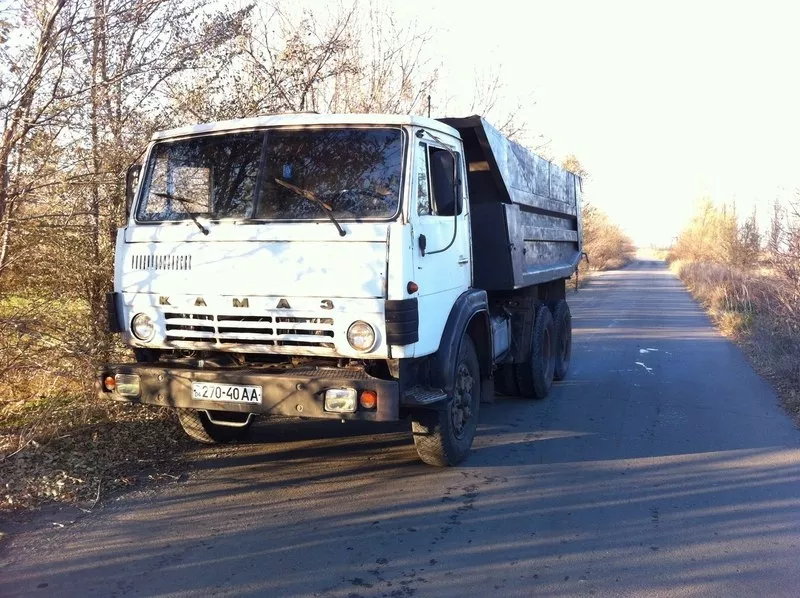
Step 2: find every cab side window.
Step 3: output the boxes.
[417,143,462,217]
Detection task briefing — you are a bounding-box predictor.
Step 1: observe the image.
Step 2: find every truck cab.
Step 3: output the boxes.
[99,113,582,466]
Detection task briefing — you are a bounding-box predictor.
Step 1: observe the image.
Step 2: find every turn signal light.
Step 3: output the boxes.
[359,390,378,410]
[407,281,419,294]
[103,376,116,391]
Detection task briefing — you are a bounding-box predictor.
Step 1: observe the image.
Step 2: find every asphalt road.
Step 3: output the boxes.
[3,260,800,597]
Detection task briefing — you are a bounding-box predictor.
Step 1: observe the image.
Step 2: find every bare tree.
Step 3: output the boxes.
[170,2,439,122]
[736,209,761,268]
[467,67,529,141]
[562,154,589,180]
[0,0,73,277]
[327,3,437,114]
[770,194,800,322]
[767,197,784,255]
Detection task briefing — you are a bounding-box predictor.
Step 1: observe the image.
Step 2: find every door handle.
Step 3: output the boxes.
[458,256,469,265]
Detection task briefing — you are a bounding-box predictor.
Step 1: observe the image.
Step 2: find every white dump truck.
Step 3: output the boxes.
[98,113,583,466]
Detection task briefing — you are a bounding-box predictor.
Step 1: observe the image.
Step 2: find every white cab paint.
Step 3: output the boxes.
[118,238,387,298]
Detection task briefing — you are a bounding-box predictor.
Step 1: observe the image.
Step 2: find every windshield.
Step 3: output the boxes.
[136,127,403,222]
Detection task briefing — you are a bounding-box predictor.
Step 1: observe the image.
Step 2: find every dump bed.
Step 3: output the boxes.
[440,116,582,291]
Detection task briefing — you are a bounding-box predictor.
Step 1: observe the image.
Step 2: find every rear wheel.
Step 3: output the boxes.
[551,300,572,381]
[412,336,481,466]
[177,409,253,444]
[515,305,555,399]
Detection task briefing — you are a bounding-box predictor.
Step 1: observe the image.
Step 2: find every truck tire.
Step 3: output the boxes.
[551,300,572,381]
[515,305,555,399]
[177,409,253,444]
[412,336,481,466]
[494,363,519,397]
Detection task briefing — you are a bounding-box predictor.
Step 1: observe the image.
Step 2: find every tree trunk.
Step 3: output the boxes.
[88,0,110,362]
[0,0,68,278]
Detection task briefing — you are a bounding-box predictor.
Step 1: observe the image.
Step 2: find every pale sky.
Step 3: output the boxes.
[385,0,800,245]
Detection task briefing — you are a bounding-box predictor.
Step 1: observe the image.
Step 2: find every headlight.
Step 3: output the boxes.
[347,321,376,352]
[131,312,155,341]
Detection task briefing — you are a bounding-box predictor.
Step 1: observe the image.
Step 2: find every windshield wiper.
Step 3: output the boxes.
[274,178,346,237]
[152,191,210,235]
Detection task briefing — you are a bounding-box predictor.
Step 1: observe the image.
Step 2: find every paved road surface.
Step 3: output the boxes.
[2,260,799,597]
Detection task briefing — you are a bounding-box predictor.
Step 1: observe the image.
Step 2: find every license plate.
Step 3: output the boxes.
[191,382,262,404]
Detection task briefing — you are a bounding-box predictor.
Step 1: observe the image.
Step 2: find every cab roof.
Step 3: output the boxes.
[150,113,460,141]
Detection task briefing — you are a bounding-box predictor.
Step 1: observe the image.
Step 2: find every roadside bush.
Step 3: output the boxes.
[581,203,635,271]
[668,198,761,268]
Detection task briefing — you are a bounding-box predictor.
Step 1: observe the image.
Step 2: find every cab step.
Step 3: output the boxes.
[402,386,448,405]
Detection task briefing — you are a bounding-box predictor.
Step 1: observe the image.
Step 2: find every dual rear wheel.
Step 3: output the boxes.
[496,299,572,399]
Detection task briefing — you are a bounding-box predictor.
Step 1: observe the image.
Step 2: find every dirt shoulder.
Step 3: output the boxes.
[1,404,192,513]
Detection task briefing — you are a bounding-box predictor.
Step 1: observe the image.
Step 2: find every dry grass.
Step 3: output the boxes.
[1,294,111,454]
[1,404,189,510]
[0,294,193,511]
[671,259,800,420]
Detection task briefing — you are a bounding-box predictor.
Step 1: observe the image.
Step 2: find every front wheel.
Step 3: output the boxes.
[177,409,253,444]
[412,336,481,466]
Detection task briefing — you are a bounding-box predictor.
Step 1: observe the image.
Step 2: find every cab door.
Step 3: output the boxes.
[411,138,471,356]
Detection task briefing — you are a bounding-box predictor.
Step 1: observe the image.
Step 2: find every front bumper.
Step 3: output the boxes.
[96,363,399,422]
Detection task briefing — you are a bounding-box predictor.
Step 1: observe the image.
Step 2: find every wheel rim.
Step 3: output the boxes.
[451,361,474,439]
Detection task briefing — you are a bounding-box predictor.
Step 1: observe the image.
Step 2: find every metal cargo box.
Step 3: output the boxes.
[439,116,582,291]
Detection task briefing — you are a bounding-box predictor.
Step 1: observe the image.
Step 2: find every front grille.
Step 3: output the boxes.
[164,312,335,349]
[131,254,192,271]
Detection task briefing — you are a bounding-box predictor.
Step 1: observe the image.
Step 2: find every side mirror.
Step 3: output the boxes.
[125,164,142,218]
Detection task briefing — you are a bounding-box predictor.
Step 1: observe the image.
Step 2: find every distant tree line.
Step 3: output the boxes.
[671,196,800,285]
